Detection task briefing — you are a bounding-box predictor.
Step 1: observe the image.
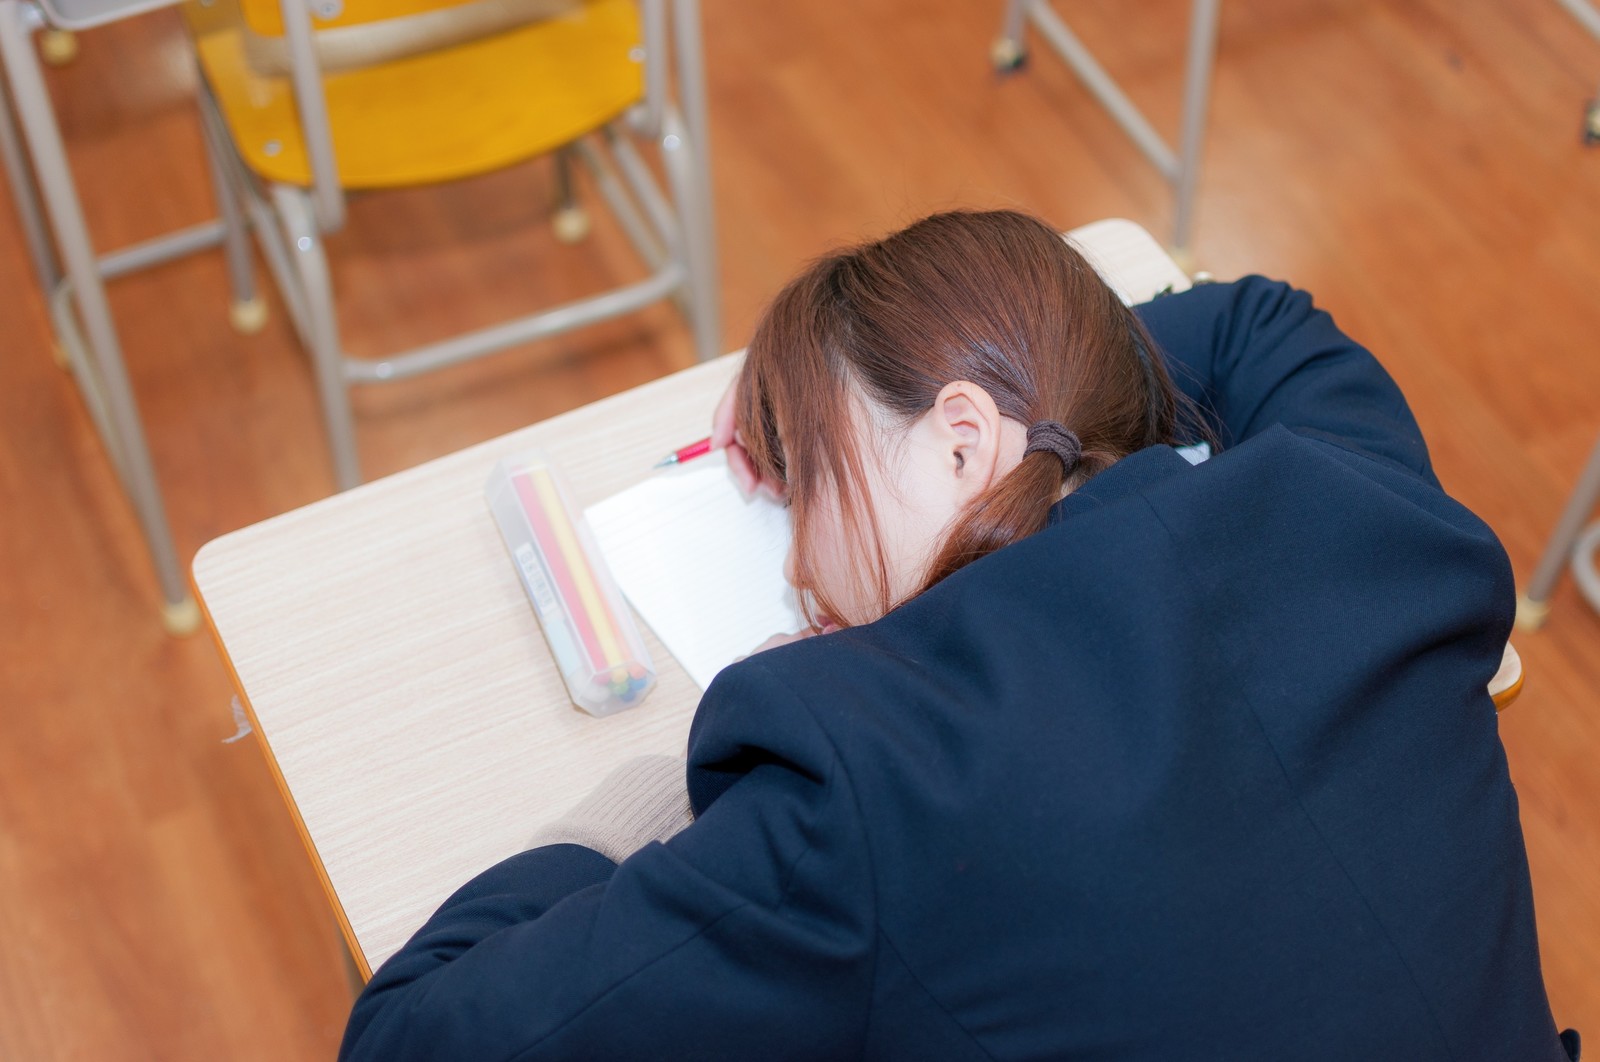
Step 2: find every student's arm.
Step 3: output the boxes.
[339,664,874,1062]
[1136,276,1438,485]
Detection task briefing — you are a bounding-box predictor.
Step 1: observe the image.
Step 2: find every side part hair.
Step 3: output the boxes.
[737,209,1196,624]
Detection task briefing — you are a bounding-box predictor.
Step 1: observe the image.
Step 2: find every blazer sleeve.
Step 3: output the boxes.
[1136,276,1438,485]
[339,663,876,1062]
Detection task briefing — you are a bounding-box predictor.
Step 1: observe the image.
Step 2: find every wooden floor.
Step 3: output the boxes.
[2,0,1598,1055]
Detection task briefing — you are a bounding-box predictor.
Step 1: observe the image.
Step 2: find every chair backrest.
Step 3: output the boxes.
[246,0,664,234]
[238,0,579,75]
[35,0,180,31]
[239,0,550,36]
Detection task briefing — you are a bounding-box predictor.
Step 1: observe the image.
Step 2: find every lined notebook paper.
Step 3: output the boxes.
[585,451,802,691]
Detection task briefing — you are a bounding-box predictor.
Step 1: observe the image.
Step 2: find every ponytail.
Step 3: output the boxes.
[923,450,1063,586]
[920,294,1199,594]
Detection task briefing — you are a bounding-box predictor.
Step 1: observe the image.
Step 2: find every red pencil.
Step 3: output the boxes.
[653,437,713,468]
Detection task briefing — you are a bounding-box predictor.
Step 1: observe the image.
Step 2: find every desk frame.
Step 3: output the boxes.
[993,0,1221,260]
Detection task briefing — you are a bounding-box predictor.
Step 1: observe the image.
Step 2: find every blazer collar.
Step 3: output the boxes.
[1047,444,1195,525]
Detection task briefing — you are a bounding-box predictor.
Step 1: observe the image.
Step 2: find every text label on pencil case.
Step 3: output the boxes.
[515,543,561,616]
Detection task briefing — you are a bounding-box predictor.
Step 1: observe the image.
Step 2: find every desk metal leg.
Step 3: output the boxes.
[995,0,1221,261]
[1519,430,1600,629]
[1172,0,1221,258]
[0,0,197,634]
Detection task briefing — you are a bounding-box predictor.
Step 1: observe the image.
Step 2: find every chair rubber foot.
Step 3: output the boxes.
[1584,100,1600,145]
[230,296,269,335]
[552,206,591,244]
[991,37,1026,72]
[161,597,203,636]
[39,29,78,66]
[1514,593,1550,632]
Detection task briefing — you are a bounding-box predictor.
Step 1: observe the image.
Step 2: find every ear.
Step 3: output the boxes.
[929,381,1008,500]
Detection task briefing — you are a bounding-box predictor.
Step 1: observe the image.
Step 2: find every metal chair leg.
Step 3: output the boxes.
[36,26,72,64]
[1573,521,1600,615]
[0,56,70,371]
[0,46,61,300]
[0,0,197,634]
[199,103,266,335]
[550,148,591,244]
[584,130,667,271]
[992,0,1029,70]
[1551,0,1600,142]
[666,0,720,362]
[197,82,316,351]
[1555,0,1600,40]
[272,184,362,490]
[659,111,718,363]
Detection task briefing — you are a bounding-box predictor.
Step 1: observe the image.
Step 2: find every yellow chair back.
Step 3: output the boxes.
[189,0,641,188]
[228,0,580,76]
[241,0,498,37]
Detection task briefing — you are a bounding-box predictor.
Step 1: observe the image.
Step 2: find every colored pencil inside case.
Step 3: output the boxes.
[485,452,657,717]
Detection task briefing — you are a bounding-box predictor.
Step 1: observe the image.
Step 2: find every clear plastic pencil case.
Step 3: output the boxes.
[485,452,656,717]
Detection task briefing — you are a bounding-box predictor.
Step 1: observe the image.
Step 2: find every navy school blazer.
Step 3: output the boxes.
[341,278,1567,1061]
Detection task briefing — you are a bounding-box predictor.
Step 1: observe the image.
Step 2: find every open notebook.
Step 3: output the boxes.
[585,451,802,691]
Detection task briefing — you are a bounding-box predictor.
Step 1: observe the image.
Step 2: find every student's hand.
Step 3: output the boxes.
[711,377,759,495]
[527,755,692,863]
[712,376,784,501]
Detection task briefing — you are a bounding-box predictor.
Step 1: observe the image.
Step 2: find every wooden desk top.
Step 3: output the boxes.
[192,219,1189,977]
[194,355,741,976]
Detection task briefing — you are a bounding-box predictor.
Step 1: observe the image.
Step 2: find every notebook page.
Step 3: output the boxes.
[586,451,802,691]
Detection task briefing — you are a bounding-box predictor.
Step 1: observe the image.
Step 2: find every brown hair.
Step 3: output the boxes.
[737,209,1197,625]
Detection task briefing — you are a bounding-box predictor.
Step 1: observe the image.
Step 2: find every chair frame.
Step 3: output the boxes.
[0,0,265,633]
[196,0,721,489]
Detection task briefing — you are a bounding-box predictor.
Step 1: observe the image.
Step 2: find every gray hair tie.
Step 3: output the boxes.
[1024,420,1082,479]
